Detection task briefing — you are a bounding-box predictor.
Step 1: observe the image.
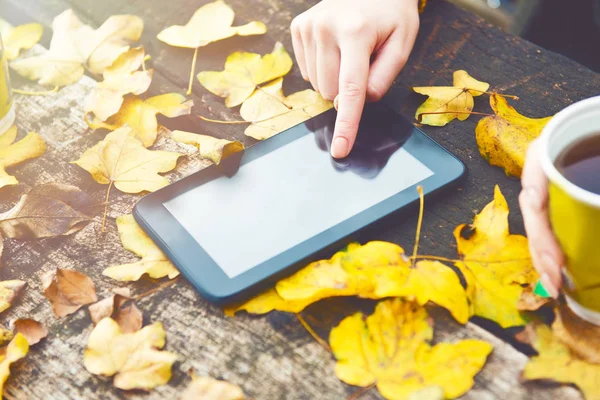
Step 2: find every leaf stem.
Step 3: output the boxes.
[409,254,532,265]
[13,86,59,96]
[417,111,493,122]
[101,181,113,233]
[133,277,179,300]
[412,186,424,265]
[346,383,376,400]
[142,55,151,71]
[187,47,198,96]
[200,115,250,124]
[468,89,519,99]
[296,313,331,352]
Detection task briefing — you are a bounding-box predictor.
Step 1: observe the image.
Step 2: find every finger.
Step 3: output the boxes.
[302,26,318,91]
[520,141,564,296]
[366,30,411,102]
[331,42,370,159]
[316,39,340,100]
[291,18,308,80]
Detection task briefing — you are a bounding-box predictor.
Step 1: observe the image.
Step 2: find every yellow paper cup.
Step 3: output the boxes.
[539,96,600,324]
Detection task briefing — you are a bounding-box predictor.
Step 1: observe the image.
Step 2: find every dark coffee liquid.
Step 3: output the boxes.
[555,134,600,195]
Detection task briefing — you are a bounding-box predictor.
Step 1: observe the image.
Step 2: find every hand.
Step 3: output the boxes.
[519,139,565,298]
[291,0,420,158]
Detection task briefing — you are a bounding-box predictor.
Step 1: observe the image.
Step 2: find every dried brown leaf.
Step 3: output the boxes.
[552,304,600,364]
[89,288,142,333]
[13,319,47,345]
[42,269,97,317]
[0,280,26,313]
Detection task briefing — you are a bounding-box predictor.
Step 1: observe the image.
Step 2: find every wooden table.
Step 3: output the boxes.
[0,0,594,398]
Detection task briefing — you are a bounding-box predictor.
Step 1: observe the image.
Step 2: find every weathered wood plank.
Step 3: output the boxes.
[0,0,594,398]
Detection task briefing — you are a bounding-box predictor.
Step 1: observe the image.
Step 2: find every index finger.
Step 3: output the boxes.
[331,43,370,159]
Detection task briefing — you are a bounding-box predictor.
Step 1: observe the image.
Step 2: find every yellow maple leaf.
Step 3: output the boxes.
[239,77,332,140]
[522,323,600,400]
[330,299,492,400]
[223,288,315,317]
[0,333,29,396]
[157,0,266,95]
[181,374,247,400]
[228,241,469,324]
[413,70,489,126]
[84,317,177,390]
[103,214,179,281]
[0,19,43,60]
[0,125,46,190]
[0,280,26,313]
[87,93,193,147]
[476,94,553,177]
[73,126,182,194]
[84,47,153,122]
[198,42,293,107]
[10,9,143,87]
[171,130,243,165]
[454,185,537,328]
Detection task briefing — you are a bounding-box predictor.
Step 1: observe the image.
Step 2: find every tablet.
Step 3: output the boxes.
[134,104,465,303]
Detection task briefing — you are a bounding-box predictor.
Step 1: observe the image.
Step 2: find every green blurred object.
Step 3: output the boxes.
[534,280,552,298]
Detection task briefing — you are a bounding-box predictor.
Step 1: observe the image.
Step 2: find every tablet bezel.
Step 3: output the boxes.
[133,107,465,304]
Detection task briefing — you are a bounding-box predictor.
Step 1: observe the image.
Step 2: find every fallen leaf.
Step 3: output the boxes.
[230,242,469,323]
[0,19,43,60]
[476,94,552,177]
[73,127,182,193]
[239,77,332,140]
[516,287,552,311]
[0,125,46,190]
[330,299,492,400]
[13,319,47,345]
[103,214,179,281]
[413,70,489,126]
[551,304,600,364]
[0,280,26,313]
[157,0,266,95]
[84,317,177,390]
[181,375,246,400]
[522,323,600,399]
[198,42,293,107]
[0,183,97,240]
[87,94,193,147]
[171,130,243,165]
[42,268,98,317]
[0,333,28,396]
[11,9,143,87]
[84,47,153,122]
[89,288,143,333]
[454,185,537,328]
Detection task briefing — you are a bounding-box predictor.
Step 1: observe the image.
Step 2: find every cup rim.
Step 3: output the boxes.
[539,96,600,207]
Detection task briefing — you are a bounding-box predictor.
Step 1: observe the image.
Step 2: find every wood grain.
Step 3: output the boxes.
[0,0,594,398]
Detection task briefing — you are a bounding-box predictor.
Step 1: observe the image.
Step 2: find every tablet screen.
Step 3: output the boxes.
[164,107,434,278]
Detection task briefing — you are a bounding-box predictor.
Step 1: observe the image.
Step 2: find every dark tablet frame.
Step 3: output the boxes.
[134,107,466,304]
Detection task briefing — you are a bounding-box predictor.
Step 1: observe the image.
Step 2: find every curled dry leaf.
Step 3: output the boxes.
[13,319,47,346]
[11,9,143,87]
[227,241,469,324]
[238,77,332,140]
[454,185,537,328]
[522,323,600,400]
[103,214,179,281]
[171,130,243,165]
[0,183,98,240]
[476,94,552,177]
[84,318,177,390]
[198,42,293,107]
[157,0,266,95]
[42,268,97,317]
[0,125,46,190]
[551,304,600,364]
[0,333,28,396]
[84,47,153,122]
[413,70,489,126]
[73,127,182,194]
[0,280,26,313]
[330,299,492,400]
[0,18,43,60]
[181,375,246,400]
[87,93,193,147]
[89,288,143,333]
[516,287,552,312]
